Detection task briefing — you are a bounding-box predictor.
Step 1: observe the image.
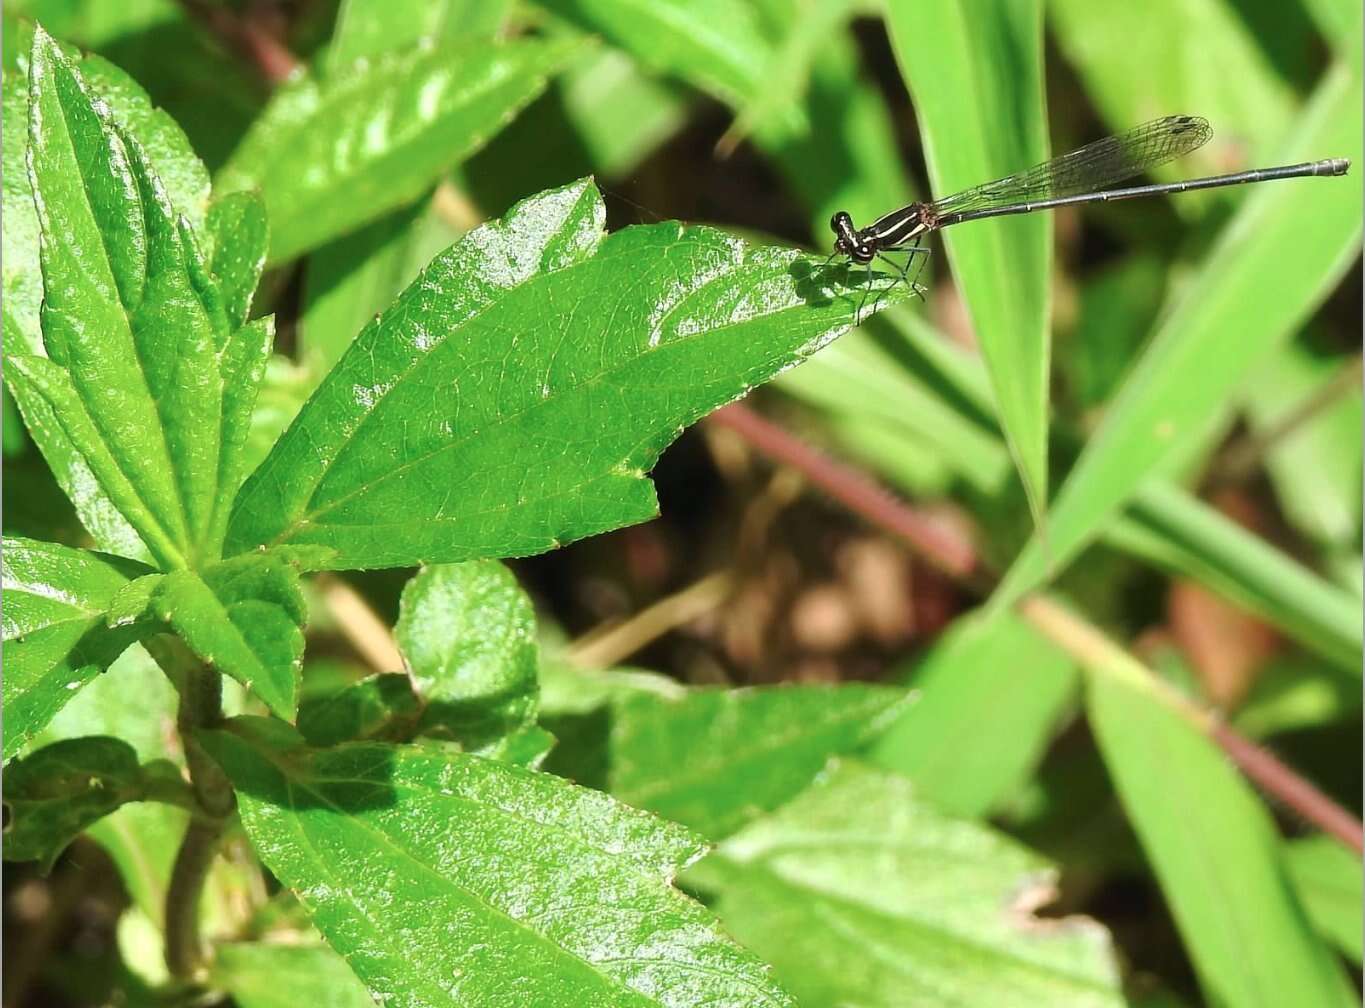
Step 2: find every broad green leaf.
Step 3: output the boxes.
[212,315,276,554]
[202,718,795,1008]
[867,608,1078,819]
[884,1,1051,528]
[1048,0,1296,171]
[153,556,306,718]
[537,0,774,112]
[300,198,460,382]
[218,37,577,262]
[997,55,1362,608]
[2,735,184,871]
[325,0,514,73]
[604,683,907,839]
[1087,672,1355,1007]
[2,536,151,759]
[1284,834,1363,963]
[686,759,1124,1008]
[396,562,539,753]
[212,942,379,1008]
[1244,340,1362,550]
[225,177,903,570]
[298,673,422,747]
[1111,482,1362,672]
[207,191,269,330]
[24,27,239,569]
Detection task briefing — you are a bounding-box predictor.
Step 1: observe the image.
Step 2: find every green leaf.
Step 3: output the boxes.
[1284,834,1363,963]
[2,735,184,872]
[537,0,774,112]
[2,536,151,760]
[997,53,1362,608]
[213,315,276,552]
[686,759,1125,1008]
[218,37,577,262]
[396,562,539,754]
[201,718,795,1008]
[3,29,214,562]
[207,191,269,330]
[226,178,898,569]
[24,26,245,568]
[153,556,306,718]
[325,0,514,73]
[604,683,907,840]
[297,672,422,747]
[883,1,1051,528]
[211,942,380,1008]
[866,608,1077,819]
[1087,672,1355,1007]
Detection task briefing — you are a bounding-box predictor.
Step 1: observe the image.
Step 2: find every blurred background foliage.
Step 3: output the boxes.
[2,1,1361,1006]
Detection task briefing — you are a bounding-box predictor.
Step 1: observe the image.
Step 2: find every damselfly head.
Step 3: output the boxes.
[830,211,874,263]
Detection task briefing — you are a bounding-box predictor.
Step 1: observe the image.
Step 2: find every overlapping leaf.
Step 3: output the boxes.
[2,536,153,759]
[212,942,380,1008]
[2,735,186,871]
[686,760,1125,1007]
[217,36,578,262]
[226,177,900,570]
[203,717,795,1008]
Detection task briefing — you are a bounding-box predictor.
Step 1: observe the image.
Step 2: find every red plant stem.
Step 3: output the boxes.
[179,1,300,84]
[710,401,1364,854]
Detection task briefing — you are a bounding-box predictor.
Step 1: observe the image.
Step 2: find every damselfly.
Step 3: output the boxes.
[829,114,1349,312]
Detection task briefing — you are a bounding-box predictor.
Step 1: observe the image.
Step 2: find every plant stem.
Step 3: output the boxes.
[149,636,236,980]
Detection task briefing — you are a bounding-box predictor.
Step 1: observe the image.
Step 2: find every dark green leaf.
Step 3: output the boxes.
[207,191,269,329]
[1088,672,1355,1007]
[226,177,899,569]
[883,0,1051,527]
[2,536,151,760]
[153,555,306,718]
[1284,834,1363,963]
[866,609,1077,819]
[218,37,578,262]
[202,717,795,1007]
[686,759,1125,1007]
[297,672,421,746]
[2,735,185,872]
[396,561,538,754]
[212,942,379,1008]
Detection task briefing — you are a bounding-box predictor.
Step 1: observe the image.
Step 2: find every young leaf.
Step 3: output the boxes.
[201,718,795,1008]
[23,26,246,569]
[1284,834,1364,963]
[207,191,269,330]
[153,555,306,719]
[225,177,899,570]
[866,608,1078,819]
[996,53,1362,609]
[1088,672,1356,1007]
[604,683,909,839]
[212,942,380,1008]
[217,37,577,262]
[686,759,1125,1008]
[2,735,185,872]
[4,32,212,563]
[2,536,152,760]
[396,561,539,754]
[883,0,1052,529]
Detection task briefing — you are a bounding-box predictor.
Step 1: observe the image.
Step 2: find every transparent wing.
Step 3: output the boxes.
[929,115,1213,217]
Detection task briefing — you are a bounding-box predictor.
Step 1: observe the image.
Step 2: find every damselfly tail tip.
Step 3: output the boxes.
[1328,157,1350,175]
